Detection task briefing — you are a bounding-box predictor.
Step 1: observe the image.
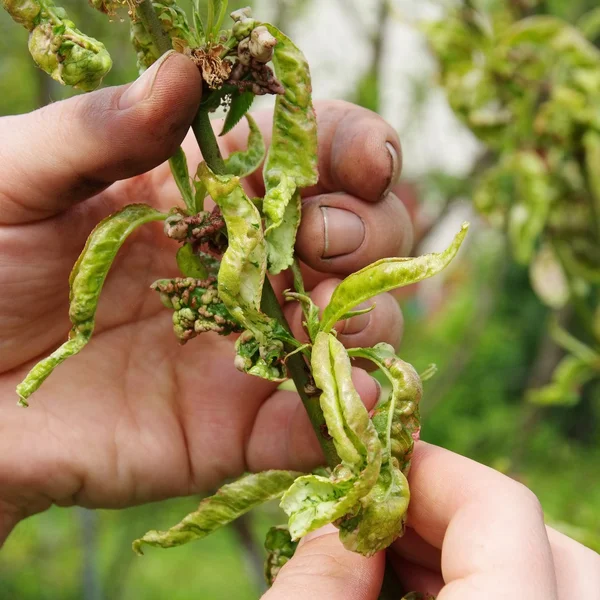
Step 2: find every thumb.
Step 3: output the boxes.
[0,51,202,225]
[264,525,385,600]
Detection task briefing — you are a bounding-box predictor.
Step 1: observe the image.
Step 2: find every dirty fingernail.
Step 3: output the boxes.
[321,207,365,258]
[381,142,400,200]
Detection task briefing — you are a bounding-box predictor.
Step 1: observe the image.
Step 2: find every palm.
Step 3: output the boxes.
[0,155,290,513]
[0,77,406,535]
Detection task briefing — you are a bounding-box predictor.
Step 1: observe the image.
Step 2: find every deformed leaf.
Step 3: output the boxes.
[320,224,469,333]
[16,204,166,405]
[264,526,298,586]
[527,355,597,407]
[199,163,271,340]
[133,471,301,554]
[224,114,266,178]
[266,190,302,275]
[340,345,423,556]
[262,25,318,273]
[281,333,382,540]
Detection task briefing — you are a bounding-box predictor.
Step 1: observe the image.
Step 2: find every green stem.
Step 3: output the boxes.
[260,278,340,468]
[137,0,173,56]
[192,109,227,175]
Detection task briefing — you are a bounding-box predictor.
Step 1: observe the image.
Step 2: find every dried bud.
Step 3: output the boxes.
[230,6,252,22]
[249,26,277,64]
[237,37,251,66]
[164,213,188,241]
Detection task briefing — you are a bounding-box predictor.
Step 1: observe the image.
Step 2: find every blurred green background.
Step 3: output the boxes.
[1,1,599,598]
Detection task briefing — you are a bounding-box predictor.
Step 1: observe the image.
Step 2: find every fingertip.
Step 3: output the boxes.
[330,107,402,202]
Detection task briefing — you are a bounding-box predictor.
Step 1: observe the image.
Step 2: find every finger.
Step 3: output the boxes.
[245,368,381,473]
[404,443,558,599]
[264,525,385,600]
[546,527,600,598]
[0,52,202,224]
[223,100,402,202]
[283,279,404,355]
[295,192,414,274]
[390,527,442,572]
[389,556,444,598]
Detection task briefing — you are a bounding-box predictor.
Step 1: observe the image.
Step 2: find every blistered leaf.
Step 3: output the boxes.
[2,0,41,30]
[153,277,242,343]
[235,330,287,382]
[17,205,166,405]
[199,163,271,339]
[266,191,302,275]
[133,471,301,554]
[25,7,112,91]
[340,345,422,556]
[262,25,318,273]
[169,147,195,214]
[320,224,469,334]
[264,526,298,586]
[281,333,382,540]
[224,114,266,177]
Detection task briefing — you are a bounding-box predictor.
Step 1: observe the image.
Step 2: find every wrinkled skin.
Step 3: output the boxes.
[0,53,410,541]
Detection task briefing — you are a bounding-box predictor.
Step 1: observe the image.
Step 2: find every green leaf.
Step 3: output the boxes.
[223,114,266,177]
[339,345,422,556]
[221,91,256,136]
[281,333,382,540]
[527,355,597,407]
[133,471,301,554]
[583,130,600,237]
[266,190,302,275]
[264,526,298,586]
[506,152,554,265]
[169,147,195,214]
[26,16,112,91]
[16,204,166,406]
[262,24,319,273]
[213,0,229,36]
[199,163,272,341]
[176,243,209,279]
[320,224,469,334]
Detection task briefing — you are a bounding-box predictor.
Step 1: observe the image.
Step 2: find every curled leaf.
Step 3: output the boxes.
[133,471,301,554]
[262,25,318,273]
[527,355,597,407]
[224,114,266,178]
[199,163,271,340]
[23,2,112,91]
[264,526,298,586]
[281,333,382,540]
[16,205,166,405]
[266,190,302,275]
[320,224,469,333]
[340,345,422,555]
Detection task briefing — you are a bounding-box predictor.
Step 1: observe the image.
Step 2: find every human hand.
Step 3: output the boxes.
[264,442,600,599]
[0,52,412,542]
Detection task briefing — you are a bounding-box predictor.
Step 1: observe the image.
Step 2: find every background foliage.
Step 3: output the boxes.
[1,0,598,598]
